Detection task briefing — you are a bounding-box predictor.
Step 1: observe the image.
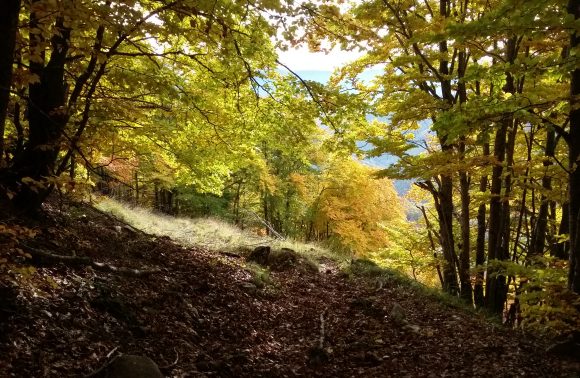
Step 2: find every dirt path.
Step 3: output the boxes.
[1,201,578,377]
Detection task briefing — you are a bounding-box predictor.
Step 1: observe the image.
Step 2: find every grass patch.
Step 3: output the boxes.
[94,197,346,267]
[245,263,272,289]
[346,258,480,314]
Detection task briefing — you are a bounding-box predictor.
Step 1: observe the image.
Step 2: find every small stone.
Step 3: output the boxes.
[390,302,407,326]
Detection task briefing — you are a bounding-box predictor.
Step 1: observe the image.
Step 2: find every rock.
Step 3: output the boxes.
[246,246,271,266]
[267,248,299,271]
[390,302,408,326]
[89,355,163,378]
[239,282,258,294]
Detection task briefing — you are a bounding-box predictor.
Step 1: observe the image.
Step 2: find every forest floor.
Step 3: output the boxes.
[1,198,579,377]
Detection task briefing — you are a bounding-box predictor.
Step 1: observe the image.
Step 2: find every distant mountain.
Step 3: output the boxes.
[393,179,413,195]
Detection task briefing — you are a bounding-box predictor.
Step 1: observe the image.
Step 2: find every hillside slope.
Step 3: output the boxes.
[0,199,578,377]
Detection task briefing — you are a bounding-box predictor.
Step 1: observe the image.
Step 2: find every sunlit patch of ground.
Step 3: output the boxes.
[95,197,346,265]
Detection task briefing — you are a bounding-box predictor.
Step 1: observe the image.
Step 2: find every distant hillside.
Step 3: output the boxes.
[393,179,413,195]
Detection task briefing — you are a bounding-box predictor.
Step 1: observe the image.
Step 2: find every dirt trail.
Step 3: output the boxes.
[0,201,578,377]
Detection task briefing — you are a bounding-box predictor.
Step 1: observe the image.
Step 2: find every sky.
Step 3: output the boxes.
[276,45,383,83]
[277,45,364,73]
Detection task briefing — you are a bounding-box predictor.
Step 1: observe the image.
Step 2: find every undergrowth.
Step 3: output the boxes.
[245,263,272,289]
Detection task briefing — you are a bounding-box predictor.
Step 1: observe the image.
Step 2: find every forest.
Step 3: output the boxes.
[1,0,580,376]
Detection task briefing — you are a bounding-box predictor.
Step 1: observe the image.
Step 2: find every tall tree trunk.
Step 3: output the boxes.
[419,204,445,288]
[513,127,534,264]
[418,180,459,293]
[474,142,489,308]
[555,203,570,259]
[485,37,517,314]
[6,5,71,213]
[0,0,21,164]
[440,175,458,294]
[431,0,459,295]
[486,116,509,313]
[457,48,473,304]
[458,144,472,303]
[234,182,241,225]
[529,127,556,260]
[568,0,580,293]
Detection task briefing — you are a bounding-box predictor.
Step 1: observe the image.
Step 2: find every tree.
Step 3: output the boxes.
[567,0,580,293]
[0,0,21,162]
[0,0,292,214]
[301,0,576,316]
[310,156,403,255]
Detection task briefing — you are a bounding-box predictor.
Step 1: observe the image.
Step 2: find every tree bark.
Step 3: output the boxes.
[5,5,70,213]
[529,127,556,260]
[568,0,580,293]
[486,37,517,314]
[474,142,489,308]
[417,180,459,293]
[0,0,21,163]
[429,0,459,296]
[457,49,473,304]
[486,118,510,313]
[554,202,570,260]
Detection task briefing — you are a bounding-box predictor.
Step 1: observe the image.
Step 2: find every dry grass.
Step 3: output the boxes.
[94,197,345,264]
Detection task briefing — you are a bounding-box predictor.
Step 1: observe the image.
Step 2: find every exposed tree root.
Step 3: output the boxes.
[21,244,161,277]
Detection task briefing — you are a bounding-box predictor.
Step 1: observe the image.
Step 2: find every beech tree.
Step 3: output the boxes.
[300,0,578,319]
[567,0,580,293]
[0,0,21,157]
[0,0,291,213]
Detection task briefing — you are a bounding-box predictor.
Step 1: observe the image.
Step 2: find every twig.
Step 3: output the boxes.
[319,312,325,350]
[106,346,119,359]
[308,309,330,365]
[242,210,285,240]
[159,347,179,370]
[84,352,120,378]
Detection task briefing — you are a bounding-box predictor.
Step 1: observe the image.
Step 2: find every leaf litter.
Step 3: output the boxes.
[0,199,578,377]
